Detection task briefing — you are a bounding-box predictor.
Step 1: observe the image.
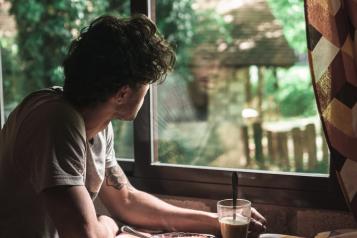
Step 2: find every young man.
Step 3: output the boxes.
[0,15,266,238]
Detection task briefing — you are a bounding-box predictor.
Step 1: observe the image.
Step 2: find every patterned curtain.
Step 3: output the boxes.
[305,0,357,219]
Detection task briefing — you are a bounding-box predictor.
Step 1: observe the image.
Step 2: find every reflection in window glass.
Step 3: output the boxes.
[155,0,329,174]
[0,1,133,159]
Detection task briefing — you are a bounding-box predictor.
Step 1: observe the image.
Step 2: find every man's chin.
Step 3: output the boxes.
[116,114,137,121]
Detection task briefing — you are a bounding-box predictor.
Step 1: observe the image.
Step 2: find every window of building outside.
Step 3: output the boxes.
[0,0,134,159]
[154,0,329,175]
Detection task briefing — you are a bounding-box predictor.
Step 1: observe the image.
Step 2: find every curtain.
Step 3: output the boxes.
[305,0,357,218]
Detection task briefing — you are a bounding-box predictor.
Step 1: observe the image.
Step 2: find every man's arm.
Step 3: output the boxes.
[100,165,267,236]
[100,165,220,235]
[42,185,119,238]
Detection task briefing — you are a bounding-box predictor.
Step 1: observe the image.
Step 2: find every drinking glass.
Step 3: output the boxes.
[217,199,251,238]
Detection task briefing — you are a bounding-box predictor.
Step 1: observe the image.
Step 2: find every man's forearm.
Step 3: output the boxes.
[100,166,220,235]
[120,190,220,235]
[43,186,119,238]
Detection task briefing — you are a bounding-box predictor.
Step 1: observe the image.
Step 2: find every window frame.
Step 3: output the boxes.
[0,48,4,128]
[121,0,348,211]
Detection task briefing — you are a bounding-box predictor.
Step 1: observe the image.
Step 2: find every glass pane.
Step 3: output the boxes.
[0,1,133,159]
[155,0,329,174]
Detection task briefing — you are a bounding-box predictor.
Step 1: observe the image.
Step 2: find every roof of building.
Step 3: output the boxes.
[190,0,297,68]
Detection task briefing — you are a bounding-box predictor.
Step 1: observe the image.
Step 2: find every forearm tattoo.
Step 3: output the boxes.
[105,165,134,191]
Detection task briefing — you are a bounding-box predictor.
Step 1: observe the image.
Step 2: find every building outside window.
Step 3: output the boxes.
[154,0,329,175]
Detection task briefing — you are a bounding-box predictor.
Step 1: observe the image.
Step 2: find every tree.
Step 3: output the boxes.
[6,0,109,97]
[156,0,231,78]
[267,0,307,55]
[0,36,22,106]
[5,0,229,100]
[3,0,231,158]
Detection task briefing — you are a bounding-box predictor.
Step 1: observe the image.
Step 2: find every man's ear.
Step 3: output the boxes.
[114,85,131,104]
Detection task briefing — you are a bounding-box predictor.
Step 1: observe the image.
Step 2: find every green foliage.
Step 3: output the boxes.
[156,0,231,79]
[267,0,307,55]
[111,120,134,158]
[264,66,317,117]
[195,126,225,166]
[191,9,233,45]
[3,0,132,142]
[0,37,23,109]
[5,0,110,97]
[107,0,130,16]
[158,124,225,166]
[157,0,196,49]
[4,0,230,100]
[263,0,316,118]
[159,140,196,165]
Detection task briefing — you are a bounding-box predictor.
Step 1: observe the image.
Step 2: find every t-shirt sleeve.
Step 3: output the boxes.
[105,122,119,169]
[27,103,87,193]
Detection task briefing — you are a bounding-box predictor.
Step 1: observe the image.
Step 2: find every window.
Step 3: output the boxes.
[0,0,347,210]
[0,0,133,159]
[155,0,328,174]
[129,0,347,210]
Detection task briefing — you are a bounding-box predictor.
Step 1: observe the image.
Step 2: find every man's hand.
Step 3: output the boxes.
[116,233,140,238]
[98,215,119,236]
[116,232,151,238]
[249,207,267,238]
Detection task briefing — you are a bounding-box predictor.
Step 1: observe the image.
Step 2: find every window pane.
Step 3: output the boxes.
[155,0,329,174]
[0,1,133,159]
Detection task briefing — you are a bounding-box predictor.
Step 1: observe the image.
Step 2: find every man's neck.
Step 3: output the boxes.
[77,103,113,140]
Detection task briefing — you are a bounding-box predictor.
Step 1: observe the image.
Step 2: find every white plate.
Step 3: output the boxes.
[153,232,216,238]
[259,234,303,238]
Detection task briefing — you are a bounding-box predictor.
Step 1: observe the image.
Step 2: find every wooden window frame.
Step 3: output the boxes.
[0,48,5,128]
[122,0,348,210]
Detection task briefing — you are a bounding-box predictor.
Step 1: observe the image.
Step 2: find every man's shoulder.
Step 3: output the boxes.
[23,86,63,102]
[23,86,79,118]
[13,86,85,135]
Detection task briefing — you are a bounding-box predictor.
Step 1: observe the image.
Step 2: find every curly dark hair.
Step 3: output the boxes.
[63,14,175,107]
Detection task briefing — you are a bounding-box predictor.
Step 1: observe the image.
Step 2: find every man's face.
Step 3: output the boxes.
[114,84,150,121]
